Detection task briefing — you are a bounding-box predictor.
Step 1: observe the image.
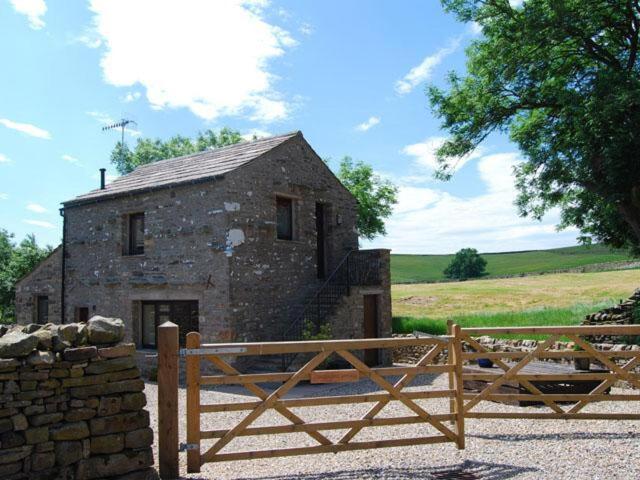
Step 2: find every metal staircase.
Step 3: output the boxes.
[280,249,382,371]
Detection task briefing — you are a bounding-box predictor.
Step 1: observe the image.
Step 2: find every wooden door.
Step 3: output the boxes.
[363,295,379,366]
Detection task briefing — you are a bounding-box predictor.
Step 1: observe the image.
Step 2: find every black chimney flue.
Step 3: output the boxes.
[99,168,106,190]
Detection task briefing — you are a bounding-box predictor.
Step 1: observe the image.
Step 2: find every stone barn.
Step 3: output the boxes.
[15,131,391,368]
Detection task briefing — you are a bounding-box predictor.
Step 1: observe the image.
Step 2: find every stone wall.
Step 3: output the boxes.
[393,334,640,373]
[0,317,155,479]
[14,248,62,325]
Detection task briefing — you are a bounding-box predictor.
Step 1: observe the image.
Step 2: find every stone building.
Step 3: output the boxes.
[15,132,391,366]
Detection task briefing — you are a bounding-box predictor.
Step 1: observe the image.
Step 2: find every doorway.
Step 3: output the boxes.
[140,300,199,348]
[363,294,379,366]
[315,203,327,279]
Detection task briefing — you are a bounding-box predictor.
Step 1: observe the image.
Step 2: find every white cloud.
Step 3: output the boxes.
[401,136,483,173]
[23,219,55,229]
[509,0,525,7]
[0,118,51,139]
[0,193,8,200]
[10,0,47,30]
[26,203,47,213]
[87,0,294,122]
[86,111,141,137]
[62,154,80,164]
[242,129,272,140]
[123,91,141,103]
[0,153,12,164]
[355,116,381,132]
[395,37,461,95]
[362,152,579,254]
[468,22,482,36]
[299,22,313,36]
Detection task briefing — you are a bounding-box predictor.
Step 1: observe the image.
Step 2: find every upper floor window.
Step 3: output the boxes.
[276,196,293,240]
[127,213,145,255]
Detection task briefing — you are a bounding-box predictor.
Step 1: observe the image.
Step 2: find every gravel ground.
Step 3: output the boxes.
[145,374,640,480]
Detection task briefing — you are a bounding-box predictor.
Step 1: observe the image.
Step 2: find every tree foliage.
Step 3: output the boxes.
[0,230,53,322]
[429,0,640,253]
[443,248,487,280]
[337,157,398,240]
[111,127,244,175]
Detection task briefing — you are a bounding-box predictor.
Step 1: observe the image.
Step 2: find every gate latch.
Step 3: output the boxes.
[179,443,199,452]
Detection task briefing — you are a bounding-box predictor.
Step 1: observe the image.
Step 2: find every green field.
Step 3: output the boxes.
[391,244,635,284]
[391,269,640,338]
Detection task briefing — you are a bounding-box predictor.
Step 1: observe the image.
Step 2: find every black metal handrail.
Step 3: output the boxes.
[280,249,382,370]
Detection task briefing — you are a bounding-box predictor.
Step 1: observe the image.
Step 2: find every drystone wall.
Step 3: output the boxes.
[0,316,155,480]
[392,334,640,370]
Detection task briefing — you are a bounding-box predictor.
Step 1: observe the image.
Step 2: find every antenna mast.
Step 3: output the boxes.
[102,118,137,166]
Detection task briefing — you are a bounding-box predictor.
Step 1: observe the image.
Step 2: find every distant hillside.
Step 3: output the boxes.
[391,245,638,284]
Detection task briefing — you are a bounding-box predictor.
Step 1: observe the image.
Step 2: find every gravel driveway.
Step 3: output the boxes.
[144,374,640,480]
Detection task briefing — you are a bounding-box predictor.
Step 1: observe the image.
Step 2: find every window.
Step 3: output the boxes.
[75,307,89,323]
[140,301,199,348]
[276,196,293,240]
[127,213,145,255]
[36,296,48,324]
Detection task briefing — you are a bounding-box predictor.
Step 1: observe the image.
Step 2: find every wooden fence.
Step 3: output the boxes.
[157,323,640,479]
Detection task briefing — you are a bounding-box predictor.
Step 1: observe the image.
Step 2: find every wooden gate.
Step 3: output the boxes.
[459,325,640,420]
[157,324,464,477]
[156,323,640,479]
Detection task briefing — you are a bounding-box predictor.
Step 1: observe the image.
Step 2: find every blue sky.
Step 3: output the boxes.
[0,0,580,254]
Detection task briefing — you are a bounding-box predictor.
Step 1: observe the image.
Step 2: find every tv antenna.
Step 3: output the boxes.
[102,118,137,147]
[102,118,137,171]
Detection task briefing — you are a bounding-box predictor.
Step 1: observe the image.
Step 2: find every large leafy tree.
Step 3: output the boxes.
[443,248,487,280]
[111,127,244,175]
[337,157,398,240]
[0,230,53,322]
[429,0,640,253]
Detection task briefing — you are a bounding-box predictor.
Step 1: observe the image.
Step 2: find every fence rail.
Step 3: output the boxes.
[157,323,640,479]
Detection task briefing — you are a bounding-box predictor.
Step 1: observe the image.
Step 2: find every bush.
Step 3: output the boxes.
[443,248,487,280]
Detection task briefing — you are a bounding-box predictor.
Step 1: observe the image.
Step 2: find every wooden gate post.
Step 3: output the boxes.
[452,324,465,449]
[446,319,455,424]
[186,332,202,473]
[158,321,179,479]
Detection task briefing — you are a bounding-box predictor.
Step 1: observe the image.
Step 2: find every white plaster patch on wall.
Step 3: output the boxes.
[247,191,253,197]
[224,202,240,212]
[208,209,223,215]
[225,228,245,257]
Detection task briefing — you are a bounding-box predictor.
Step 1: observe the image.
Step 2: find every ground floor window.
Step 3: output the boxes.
[140,300,199,348]
[36,296,48,324]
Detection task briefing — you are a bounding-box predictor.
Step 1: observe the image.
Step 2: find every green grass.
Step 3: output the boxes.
[391,244,635,284]
[392,302,613,340]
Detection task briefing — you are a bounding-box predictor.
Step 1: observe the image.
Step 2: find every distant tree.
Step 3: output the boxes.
[111,127,244,175]
[444,248,487,280]
[337,157,398,240]
[0,230,53,321]
[429,0,640,254]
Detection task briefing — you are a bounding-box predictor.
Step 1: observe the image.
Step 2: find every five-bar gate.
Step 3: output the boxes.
[156,323,640,479]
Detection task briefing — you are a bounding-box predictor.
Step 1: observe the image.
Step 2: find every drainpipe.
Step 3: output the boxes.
[59,207,66,324]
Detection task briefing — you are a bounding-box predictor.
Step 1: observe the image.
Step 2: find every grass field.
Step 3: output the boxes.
[392,269,640,337]
[391,244,636,284]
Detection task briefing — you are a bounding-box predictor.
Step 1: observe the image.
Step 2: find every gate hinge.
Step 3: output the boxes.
[179,442,199,452]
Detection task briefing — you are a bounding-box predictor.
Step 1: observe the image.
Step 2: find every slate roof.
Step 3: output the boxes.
[64,131,300,206]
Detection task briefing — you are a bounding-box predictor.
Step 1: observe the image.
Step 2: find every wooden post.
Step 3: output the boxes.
[158,321,179,479]
[446,319,455,424]
[186,332,202,473]
[452,324,465,449]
